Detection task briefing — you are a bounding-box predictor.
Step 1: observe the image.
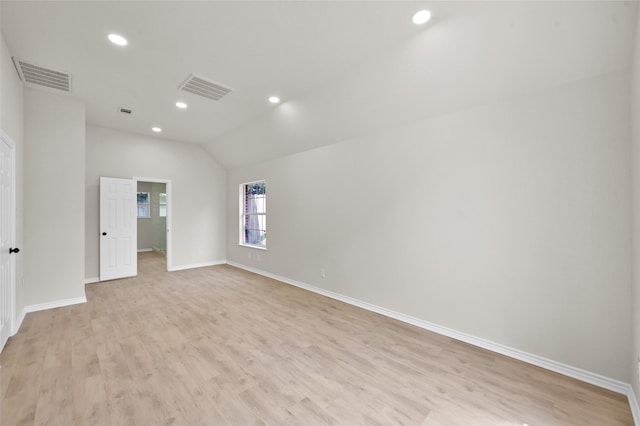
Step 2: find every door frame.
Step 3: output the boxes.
[1,130,16,347]
[133,177,172,271]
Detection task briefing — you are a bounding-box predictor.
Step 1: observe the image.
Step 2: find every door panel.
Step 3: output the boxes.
[100,177,137,281]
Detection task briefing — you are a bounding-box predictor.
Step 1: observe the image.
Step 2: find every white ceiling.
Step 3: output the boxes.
[0,2,459,145]
[203,0,638,168]
[1,1,638,169]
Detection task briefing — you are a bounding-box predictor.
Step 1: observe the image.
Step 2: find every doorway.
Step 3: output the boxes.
[134,177,172,271]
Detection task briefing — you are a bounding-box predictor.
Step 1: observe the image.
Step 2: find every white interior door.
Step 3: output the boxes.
[0,133,16,351]
[100,177,137,281]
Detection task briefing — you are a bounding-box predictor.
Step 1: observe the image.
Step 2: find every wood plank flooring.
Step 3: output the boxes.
[1,251,634,425]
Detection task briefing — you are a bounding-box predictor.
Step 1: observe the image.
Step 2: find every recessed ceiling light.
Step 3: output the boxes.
[269,96,280,104]
[152,127,162,133]
[175,101,187,109]
[107,33,128,46]
[412,10,432,25]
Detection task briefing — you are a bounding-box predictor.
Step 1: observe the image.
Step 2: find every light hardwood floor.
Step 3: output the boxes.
[1,251,634,425]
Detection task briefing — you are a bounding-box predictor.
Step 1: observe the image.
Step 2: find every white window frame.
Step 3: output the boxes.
[239,180,267,250]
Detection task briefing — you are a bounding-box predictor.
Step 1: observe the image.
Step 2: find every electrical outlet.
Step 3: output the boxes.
[320,268,326,278]
[247,252,251,259]
[257,254,261,262]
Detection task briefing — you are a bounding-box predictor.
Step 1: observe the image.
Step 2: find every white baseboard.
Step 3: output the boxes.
[6,297,86,346]
[85,259,226,282]
[629,386,640,426]
[24,296,87,314]
[169,260,226,272]
[137,248,153,253]
[12,307,26,336]
[227,261,633,400]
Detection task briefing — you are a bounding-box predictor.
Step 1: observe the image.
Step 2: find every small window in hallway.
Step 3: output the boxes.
[159,193,167,217]
[137,192,150,218]
[240,181,266,249]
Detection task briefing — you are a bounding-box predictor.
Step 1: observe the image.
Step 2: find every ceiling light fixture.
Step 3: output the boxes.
[412,10,432,25]
[152,127,162,133]
[175,101,187,109]
[107,33,128,46]
[269,96,280,104]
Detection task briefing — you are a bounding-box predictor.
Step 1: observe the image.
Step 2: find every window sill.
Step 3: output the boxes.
[239,244,267,251]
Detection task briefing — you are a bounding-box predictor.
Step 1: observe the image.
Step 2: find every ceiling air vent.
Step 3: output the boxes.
[178,73,233,101]
[12,57,71,93]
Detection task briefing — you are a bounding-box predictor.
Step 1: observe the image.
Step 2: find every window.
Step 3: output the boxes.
[159,192,167,217]
[240,181,266,248]
[137,192,150,218]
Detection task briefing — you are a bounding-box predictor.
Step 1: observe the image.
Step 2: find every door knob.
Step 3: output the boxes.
[102,232,107,236]
[9,247,19,254]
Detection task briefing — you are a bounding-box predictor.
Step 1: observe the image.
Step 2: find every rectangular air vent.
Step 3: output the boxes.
[178,73,233,101]
[12,57,71,92]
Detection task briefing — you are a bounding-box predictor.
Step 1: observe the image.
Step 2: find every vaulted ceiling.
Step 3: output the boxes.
[1,1,637,168]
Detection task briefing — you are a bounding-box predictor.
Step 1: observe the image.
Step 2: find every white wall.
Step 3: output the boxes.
[228,70,631,382]
[631,4,640,408]
[0,33,25,321]
[24,88,85,305]
[85,126,226,278]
